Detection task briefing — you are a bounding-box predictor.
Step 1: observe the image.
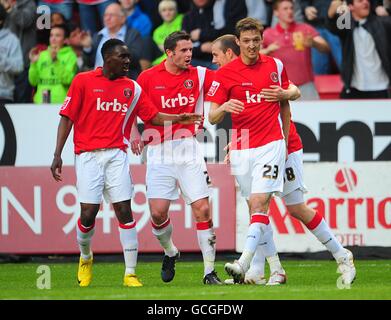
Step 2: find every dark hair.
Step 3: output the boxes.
[163,31,191,52]
[51,23,70,39]
[101,39,126,60]
[235,17,264,38]
[213,34,240,56]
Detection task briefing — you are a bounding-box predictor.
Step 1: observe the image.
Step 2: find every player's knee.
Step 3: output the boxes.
[150,210,169,225]
[193,202,210,221]
[80,209,98,227]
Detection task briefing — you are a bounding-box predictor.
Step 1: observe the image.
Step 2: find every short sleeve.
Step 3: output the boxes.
[203,69,215,96]
[135,89,159,122]
[262,29,272,48]
[280,66,290,90]
[205,71,229,105]
[59,74,82,121]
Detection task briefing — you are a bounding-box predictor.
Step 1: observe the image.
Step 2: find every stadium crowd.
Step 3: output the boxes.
[0,0,390,104]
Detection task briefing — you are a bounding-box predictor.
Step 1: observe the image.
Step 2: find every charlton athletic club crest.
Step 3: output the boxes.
[124,88,132,98]
[270,72,279,83]
[184,79,194,89]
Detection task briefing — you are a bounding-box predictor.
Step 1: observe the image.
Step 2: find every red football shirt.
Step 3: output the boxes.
[137,61,213,144]
[206,55,289,150]
[60,68,159,154]
[288,121,303,154]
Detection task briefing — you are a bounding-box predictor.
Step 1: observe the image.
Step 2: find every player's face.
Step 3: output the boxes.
[105,45,131,78]
[237,30,262,63]
[350,0,370,19]
[211,42,230,68]
[275,1,295,24]
[167,39,193,70]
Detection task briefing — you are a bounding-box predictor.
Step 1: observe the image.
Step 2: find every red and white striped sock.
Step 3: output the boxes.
[119,220,138,275]
[196,220,216,276]
[306,212,344,259]
[151,218,178,257]
[76,218,95,260]
[238,213,269,272]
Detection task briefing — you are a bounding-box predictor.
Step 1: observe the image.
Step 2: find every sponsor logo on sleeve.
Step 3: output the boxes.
[207,81,220,96]
[60,96,71,111]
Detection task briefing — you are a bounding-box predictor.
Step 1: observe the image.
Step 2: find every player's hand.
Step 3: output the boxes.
[131,139,144,156]
[261,85,289,102]
[177,113,203,125]
[224,142,232,164]
[50,155,63,182]
[222,99,244,114]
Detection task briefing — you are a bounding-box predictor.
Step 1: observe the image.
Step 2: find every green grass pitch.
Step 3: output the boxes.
[1,259,391,300]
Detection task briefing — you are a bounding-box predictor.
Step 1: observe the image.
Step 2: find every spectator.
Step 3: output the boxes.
[182,0,247,69]
[139,0,190,30]
[301,0,343,75]
[245,0,271,26]
[327,0,391,99]
[261,0,330,100]
[119,0,152,38]
[0,3,23,103]
[81,3,143,79]
[28,24,77,104]
[76,0,117,34]
[371,0,390,15]
[38,0,73,21]
[152,0,183,65]
[3,0,36,103]
[271,0,304,26]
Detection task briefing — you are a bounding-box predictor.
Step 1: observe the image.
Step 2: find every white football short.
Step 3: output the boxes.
[146,137,210,204]
[75,148,133,204]
[277,149,308,205]
[230,139,285,198]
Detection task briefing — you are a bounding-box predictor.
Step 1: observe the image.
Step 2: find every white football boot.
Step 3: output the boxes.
[337,249,356,285]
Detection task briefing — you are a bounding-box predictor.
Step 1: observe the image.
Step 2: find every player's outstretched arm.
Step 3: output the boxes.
[51,116,73,182]
[208,100,244,125]
[151,112,203,126]
[261,83,301,102]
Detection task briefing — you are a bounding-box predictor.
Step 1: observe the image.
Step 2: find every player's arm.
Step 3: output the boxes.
[261,83,301,102]
[51,115,73,181]
[151,112,203,125]
[280,100,291,148]
[208,100,244,125]
[130,119,144,155]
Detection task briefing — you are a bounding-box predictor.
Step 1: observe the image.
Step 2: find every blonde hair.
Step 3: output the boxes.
[158,0,177,13]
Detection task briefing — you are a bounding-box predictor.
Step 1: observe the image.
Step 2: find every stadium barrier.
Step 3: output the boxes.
[0,101,390,254]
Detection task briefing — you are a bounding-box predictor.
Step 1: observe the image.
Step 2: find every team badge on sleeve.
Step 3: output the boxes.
[270,72,279,83]
[184,80,194,89]
[60,96,71,110]
[124,88,132,98]
[207,81,220,96]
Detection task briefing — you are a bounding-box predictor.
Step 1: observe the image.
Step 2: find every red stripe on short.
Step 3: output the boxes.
[77,218,95,233]
[306,212,323,230]
[119,220,137,229]
[151,218,171,230]
[250,214,269,225]
[196,220,213,230]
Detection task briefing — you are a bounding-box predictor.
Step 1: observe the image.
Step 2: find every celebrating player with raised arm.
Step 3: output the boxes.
[50,39,201,288]
[136,31,222,285]
[211,34,356,286]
